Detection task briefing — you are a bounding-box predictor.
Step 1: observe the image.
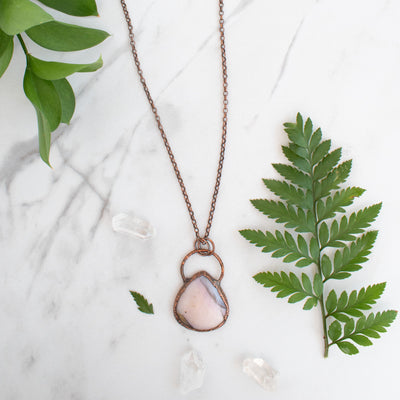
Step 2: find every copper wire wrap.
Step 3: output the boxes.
[120,0,228,244]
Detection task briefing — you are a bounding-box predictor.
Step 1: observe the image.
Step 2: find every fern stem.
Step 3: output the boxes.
[310,159,329,357]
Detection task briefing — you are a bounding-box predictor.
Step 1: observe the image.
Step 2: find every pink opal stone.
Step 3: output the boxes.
[175,274,227,331]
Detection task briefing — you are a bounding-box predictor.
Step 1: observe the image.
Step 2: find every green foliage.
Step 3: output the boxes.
[26,21,109,52]
[0,0,109,165]
[37,0,99,17]
[0,28,13,77]
[240,113,397,357]
[129,291,154,315]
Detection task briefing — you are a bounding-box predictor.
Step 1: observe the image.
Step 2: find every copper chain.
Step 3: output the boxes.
[120,0,228,246]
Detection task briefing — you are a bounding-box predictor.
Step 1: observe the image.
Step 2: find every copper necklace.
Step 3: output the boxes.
[120,0,229,332]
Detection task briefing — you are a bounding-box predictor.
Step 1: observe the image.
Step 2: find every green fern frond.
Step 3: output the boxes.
[241,113,396,357]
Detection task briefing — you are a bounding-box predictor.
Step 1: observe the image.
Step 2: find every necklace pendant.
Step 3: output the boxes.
[174,245,229,332]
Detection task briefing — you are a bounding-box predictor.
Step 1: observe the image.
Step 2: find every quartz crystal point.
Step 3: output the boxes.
[242,358,278,391]
[112,213,155,239]
[179,350,205,394]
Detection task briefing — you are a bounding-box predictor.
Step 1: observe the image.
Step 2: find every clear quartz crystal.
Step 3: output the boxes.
[112,213,155,240]
[179,350,205,395]
[242,358,278,391]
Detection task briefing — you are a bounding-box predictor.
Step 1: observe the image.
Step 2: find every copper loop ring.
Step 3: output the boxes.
[194,238,215,255]
[180,248,224,282]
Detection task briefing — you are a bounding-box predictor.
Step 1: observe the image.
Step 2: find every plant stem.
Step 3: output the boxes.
[17,34,29,56]
[310,163,329,357]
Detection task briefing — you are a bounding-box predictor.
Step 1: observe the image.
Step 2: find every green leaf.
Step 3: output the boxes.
[301,273,313,293]
[304,118,313,141]
[303,297,318,310]
[0,28,13,78]
[26,21,109,52]
[328,320,342,341]
[351,334,372,346]
[318,222,329,246]
[263,179,312,209]
[241,114,396,357]
[313,148,342,180]
[37,0,98,16]
[334,310,397,354]
[317,187,365,222]
[52,78,75,124]
[321,254,332,279]
[283,112,308,148]
[325,290,337,314]
[250,199,314,233]
[240,229,314,266]
[328,283,387,319]
[28,54,103,80]
[337,341,359,355]
[309,237,319,261]
[315,160,352,199]
[326,205,382,247]
[327,231,378,280]
[282,146,311,173]
[313,273,323,297]
[23,66,61,131]
[36,109,51,165]
[254,271,317,306]
[309,128,322,152]
[0,0,53,35]
[344,318,355,336]
[272,163,312,190]
[129,291,154,314]
[311,140,331,166]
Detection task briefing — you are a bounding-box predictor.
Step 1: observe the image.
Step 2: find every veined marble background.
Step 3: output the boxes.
[1,0,399,399]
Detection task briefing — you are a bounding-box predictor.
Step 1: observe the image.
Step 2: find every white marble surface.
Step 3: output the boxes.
[1,0,400,399]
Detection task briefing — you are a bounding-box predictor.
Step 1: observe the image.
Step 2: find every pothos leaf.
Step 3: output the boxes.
[129,291,154,314]
[26,21,109,52]
[52,78,75,124]
[36,110,52,166]
[37,0,98,17]
[28,54,103,80]
[0,28,13,78]
[23,66,61,131]
[0,0,53,35]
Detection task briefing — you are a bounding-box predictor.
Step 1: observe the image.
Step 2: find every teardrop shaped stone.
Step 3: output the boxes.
[175,273,228,331]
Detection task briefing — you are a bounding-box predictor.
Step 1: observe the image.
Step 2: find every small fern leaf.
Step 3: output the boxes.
[328,283,386,319]
[282,146,311,173]
[240,229,314,266]
[316,187,365,222]
[263,179,313,209]
[254,271,317,308]
[326,204,382,247]
[129,291,154,314]
[272,163,312,190]
[313,148,342,180]
[315,160,352,199]
[326,231,378,280]
[333,310,397,355]
[311,139,331,166]
[250,199,314,233]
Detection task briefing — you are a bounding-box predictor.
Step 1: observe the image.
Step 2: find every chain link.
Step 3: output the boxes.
[120,0,228,242]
